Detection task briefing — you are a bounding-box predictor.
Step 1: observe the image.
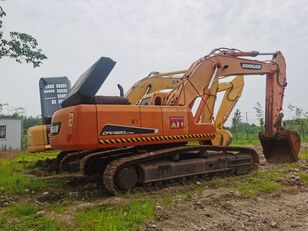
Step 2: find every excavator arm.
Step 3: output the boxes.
[166,48,300,162]
[201,75,244,145]
[125,70,184,104]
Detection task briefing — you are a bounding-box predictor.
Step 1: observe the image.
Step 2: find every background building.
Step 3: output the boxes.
[0,118,22,151]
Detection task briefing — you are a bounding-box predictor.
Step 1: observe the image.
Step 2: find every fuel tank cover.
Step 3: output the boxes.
[61,57,116,108]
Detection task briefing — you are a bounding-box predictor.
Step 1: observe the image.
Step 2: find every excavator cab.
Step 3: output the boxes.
[259,129,300,163]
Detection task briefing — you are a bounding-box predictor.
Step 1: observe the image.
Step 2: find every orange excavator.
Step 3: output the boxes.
[50,48,300,194]
[55,71,242,172]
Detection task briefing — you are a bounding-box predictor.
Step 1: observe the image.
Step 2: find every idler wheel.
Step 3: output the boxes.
[115,167,137,191]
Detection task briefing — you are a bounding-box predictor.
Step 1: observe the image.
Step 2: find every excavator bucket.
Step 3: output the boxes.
[259,129,301,163]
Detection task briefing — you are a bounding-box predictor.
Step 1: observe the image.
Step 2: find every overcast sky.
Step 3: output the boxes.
[1,0,308,124]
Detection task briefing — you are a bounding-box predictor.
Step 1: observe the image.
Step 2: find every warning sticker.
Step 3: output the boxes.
[169,116,184,129]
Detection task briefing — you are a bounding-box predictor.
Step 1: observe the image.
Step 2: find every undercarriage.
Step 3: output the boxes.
[57,144,259,194]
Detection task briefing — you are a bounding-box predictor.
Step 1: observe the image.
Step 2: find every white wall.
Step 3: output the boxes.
[0,119,22,151]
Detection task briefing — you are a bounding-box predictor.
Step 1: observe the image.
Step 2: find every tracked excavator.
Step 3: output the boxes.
[50,48,301,194]
[56,70,243,172]
[55,72,183,171]
[28,72,182,153]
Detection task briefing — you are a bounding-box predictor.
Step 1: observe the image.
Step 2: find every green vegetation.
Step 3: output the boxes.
[0,200,155,231]
[228,103,308,143]
[75,201,154,231]
[0,6,47,67]
[0,144,307,230]
[0,151,156,230]
[205,171,285,197]
[239,171,284,196]
[0,165,44,194]
[0,151,58,194]
[299,152,308,159]
[298,172,308,184]
[0,203,63,231]
[230,138,259,146]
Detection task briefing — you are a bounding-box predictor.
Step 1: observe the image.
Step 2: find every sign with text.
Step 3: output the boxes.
[169,116,184,129]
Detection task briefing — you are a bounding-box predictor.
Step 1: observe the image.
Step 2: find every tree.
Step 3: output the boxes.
[294,106,304,138]
[254,101,264,131]
[286,103,306,138]
[232,108,242,139]
[0,5,47,67]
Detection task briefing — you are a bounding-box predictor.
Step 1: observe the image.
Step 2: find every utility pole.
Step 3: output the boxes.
[245,112,248,139]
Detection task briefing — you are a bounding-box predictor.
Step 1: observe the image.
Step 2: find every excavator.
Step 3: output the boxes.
[27,125,52,152]
[29,67,238,156]
[28,68,240,154]
[27,77,71,153]
[50,48,301,194]
[28,73,182,153]
[57,71,243,172]
[55,72,183,171]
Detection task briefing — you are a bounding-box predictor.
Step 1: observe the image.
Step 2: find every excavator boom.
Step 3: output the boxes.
[201,75,244,145]
[125,70,183,104]
[165,48,300,162]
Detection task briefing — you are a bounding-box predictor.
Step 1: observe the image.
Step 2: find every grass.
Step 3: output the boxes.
[204,171,286,197]
[0,199,155,231]
[75,201,155,231]
[0,159,46,194]
[0,150,157,231]
[239,171,284,196]
[269,162,300,172]
[0,203,64,231]
[1,144,307,230]
[298,172,308,184]
[299,151,308,160]
[231,138,260,146]
[0,151,60,194]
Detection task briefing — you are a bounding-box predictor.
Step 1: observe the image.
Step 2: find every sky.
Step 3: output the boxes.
[0,0,308,124]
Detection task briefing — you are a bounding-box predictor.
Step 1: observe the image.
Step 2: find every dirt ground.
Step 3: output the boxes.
[143,188,308,231]
[141,145,308,231]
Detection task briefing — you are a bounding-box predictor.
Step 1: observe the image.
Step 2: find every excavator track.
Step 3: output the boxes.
[80,143,185,176]
[103,145,259,195]
[59,150,94,172]
[56,150,73,164]
[80,147,136,175]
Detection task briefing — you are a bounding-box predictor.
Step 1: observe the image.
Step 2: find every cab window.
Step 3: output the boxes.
[155,96,162,105]
[140,97,151,105]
